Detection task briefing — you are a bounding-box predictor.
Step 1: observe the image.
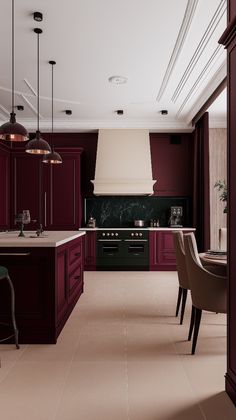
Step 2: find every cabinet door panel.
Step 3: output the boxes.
[56,250,67,318]
[44,150,81,229]
[84,231,96,270]
[0,146,10,229]
[11,153,41,228]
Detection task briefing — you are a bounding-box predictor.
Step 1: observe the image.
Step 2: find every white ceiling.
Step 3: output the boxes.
[0,0,227,133]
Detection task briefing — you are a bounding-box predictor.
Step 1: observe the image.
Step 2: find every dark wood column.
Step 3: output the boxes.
[219,2,236,405]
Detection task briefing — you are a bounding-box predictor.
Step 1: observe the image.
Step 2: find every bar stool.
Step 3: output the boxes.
[0,266,19,349]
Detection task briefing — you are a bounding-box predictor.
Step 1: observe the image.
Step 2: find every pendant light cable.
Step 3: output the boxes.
[51,61,54,136]
[12,0,14,114]
[25,28,51,155]
[43,61,62,164]
[0,0,28,141]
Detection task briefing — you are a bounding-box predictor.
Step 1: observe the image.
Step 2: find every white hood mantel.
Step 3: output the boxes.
[91,129,156,195]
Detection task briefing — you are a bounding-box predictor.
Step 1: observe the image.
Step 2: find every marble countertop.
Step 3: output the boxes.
[0,231,86,248]
[80,227,196,231]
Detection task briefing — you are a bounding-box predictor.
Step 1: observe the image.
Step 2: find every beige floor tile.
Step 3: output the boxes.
[0,271,235,420]
[0,361,70,420]
[55,361,128,420]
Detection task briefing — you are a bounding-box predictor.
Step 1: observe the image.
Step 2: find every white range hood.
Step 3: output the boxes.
[91,129,156,195]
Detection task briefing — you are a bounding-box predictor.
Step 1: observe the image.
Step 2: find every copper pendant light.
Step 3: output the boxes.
[25,28,51,155]
[0,0,29,142]
[43,61,62,164]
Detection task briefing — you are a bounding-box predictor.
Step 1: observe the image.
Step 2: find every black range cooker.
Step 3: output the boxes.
[96,229,149,271]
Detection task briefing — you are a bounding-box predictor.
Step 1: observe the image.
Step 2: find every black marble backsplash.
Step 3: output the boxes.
[84,196,192,228]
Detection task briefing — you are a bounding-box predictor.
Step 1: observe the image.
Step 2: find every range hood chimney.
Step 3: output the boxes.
[91,129,156,195]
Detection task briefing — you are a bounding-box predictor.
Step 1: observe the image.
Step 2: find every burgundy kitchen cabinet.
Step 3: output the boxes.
[149,231,176,271]
[11,147,83,230]
[43,148,83,230]
[0,235,84,344]
[84,230,96,270]
[149,229,194,271]
[150,134,193,196]
[0,143,10,230]
[11,151,42,228]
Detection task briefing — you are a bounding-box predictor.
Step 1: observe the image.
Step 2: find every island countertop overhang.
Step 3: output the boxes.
[0,231,86,248]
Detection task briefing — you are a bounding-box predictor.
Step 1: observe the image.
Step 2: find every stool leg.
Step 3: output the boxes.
[7,275,20,349]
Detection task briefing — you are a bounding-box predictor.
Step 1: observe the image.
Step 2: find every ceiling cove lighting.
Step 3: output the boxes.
[43,61,62,164]
[26,28,51,155]
[0,0,29,142]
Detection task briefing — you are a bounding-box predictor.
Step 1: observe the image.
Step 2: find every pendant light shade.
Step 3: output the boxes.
[0,0,28,142]
[26,28,51,155]
[43,61,62,164]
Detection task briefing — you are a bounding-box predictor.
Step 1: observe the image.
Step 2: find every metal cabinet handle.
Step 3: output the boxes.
[75,252,81,257]
[44,192,47,227]
[0,252,31,256]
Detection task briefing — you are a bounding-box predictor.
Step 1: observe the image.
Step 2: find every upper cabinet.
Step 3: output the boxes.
[150,134,193,197]
[11,147,83,230]
[11,151,42,229]
[0,143,10,230]
[43,148,83,230]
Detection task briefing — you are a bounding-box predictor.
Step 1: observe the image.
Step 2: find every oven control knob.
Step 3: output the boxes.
[107,233,110,236]
[111,232,114,236]
[139,233,143,237]
[115,233,118,236]
[135,233,139,236]
[102,233,106,236]
[131,233,134,237]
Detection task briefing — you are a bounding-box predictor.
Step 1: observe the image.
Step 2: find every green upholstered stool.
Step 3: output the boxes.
[0,266,19,349]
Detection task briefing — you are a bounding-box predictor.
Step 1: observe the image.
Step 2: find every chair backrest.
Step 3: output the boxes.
[183,232,227,313]
[219,227,227,251]
[172,231,189,290]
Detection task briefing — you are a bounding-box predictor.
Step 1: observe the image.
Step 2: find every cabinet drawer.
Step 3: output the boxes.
[68,264,82,294]
[68,241,82,269]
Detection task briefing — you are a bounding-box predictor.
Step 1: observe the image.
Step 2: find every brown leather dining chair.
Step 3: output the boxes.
[183,232,227,354]
[172,231,190,324]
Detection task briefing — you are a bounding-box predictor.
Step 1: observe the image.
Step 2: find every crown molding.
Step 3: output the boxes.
[172,0,227,103]
[156,0,199,101]
[185,60,227,124]
[177,47,226,118]
[11,118,193,133]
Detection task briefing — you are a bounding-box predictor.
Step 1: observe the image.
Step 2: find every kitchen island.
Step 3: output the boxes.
[0,231,85,344]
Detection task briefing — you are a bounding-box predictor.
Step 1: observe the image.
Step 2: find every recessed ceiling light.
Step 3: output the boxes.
[108,76,128,85]
[160,110,168,115]
[33,12,43,22]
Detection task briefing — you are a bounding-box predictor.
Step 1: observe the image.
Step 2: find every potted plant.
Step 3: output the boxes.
[214,180,227,213]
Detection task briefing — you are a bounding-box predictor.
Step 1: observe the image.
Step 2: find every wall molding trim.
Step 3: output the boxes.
[156,0,199,101]
[172,0,227,103]
[185,61,226,124]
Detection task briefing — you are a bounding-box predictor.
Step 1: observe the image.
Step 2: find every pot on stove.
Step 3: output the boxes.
[134,220,145,227]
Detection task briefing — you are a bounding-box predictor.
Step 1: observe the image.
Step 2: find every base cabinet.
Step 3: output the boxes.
[84,231,96,270]
[149,230,194,271]
[149,231,177,271]
[0,236,84,344]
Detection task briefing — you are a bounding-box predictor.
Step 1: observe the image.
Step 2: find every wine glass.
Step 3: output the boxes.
[22,210,31,225]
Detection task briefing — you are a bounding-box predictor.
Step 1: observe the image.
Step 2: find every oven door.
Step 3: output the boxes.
[123,239,149,268]
[97,239,124,269]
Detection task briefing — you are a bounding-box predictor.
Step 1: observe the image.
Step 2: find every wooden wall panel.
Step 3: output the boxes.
[209,128,227,249]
